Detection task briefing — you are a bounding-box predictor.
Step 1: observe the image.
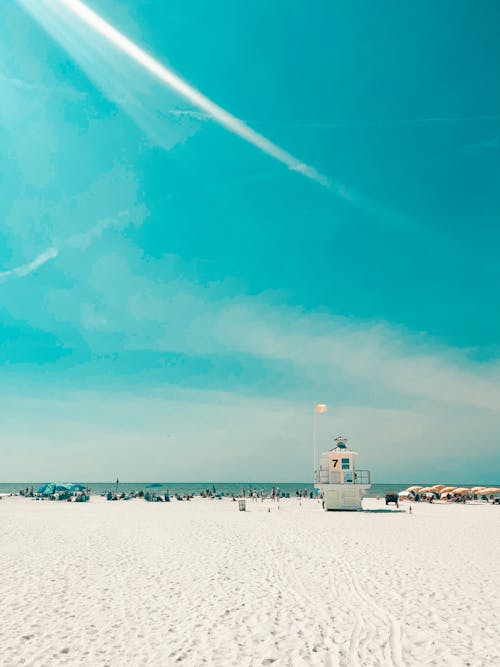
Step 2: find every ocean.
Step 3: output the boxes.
[0,481,494,498]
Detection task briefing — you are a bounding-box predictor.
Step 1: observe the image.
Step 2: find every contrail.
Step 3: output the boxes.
[18,0,426,236]
[51,0,328,187]
[0,248,59,282]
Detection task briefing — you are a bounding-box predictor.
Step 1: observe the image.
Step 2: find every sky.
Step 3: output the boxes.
[0,0,499,483]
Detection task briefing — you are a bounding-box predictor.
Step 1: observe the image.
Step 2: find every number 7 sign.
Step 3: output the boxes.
[329,457,340,471]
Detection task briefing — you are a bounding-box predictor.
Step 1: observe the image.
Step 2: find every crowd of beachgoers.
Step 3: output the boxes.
[4,483,498,508]
[14,484,90,502]
[5,484,318,504]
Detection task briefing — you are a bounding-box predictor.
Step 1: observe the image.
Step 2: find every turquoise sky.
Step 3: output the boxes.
[1,0,499,482]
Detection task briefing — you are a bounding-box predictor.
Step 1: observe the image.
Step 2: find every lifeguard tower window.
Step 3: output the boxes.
[341,458,350,470]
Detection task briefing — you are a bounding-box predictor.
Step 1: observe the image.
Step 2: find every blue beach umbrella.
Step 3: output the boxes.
[37,483,69,495]
[67,483,86,491]
[37,482,55,495]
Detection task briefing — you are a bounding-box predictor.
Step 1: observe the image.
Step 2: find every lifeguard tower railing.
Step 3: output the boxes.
[314,469,371,485]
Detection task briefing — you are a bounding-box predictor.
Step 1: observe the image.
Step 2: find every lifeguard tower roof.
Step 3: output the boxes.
[329,436,358,455]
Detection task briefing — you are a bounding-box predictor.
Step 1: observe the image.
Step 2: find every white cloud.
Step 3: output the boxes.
[1,243,499,480]
[209,304,500,413]
[34,248,500,418]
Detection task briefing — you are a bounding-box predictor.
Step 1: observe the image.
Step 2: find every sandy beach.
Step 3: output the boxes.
[0,495,498,667]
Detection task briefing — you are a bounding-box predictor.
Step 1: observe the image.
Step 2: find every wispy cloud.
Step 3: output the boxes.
[17,0,200,152]
[19,0,328,186]
[167,109,211,122]
[463,137,498,151]
[0,73,87,100]
[0,247,58,282]
[17,0,432,236]
[64,207,147,250]
[168,108,500,130]
[2,242,500,479]
[38,249,500,417]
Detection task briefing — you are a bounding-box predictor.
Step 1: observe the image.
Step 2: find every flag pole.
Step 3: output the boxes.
[313,402,317,483]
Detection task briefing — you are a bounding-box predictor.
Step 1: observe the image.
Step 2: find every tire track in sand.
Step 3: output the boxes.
[340,558,405,667]
[287,520,401,667]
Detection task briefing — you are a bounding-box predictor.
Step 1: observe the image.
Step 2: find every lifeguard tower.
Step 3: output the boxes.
[315,436,371,511]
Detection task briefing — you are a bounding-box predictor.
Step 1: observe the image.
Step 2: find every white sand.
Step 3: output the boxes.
[0,496,498,667]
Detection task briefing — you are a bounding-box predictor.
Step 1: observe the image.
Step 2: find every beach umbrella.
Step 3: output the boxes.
[417,487,432,492]
[471,487,486,492]
[440,487,456,493]
[37,483,69,495]
[480,487,500,494]
[37,482,55,495]
[406,486,422,492]
[452,488,469,494]
[67,483,86,491]
[429,485,446,491]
